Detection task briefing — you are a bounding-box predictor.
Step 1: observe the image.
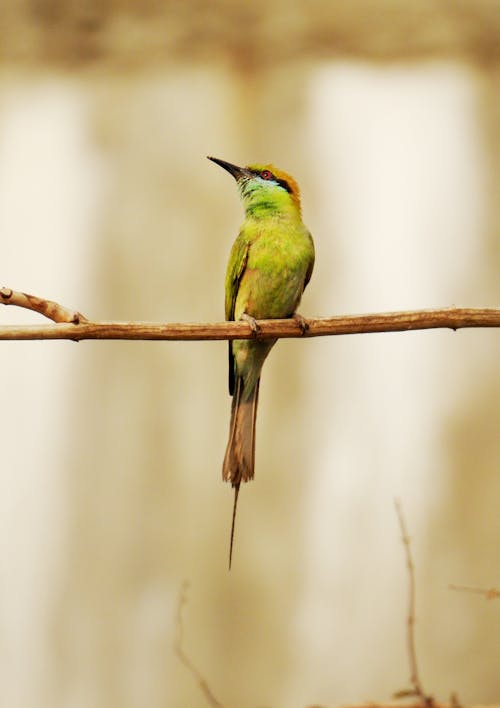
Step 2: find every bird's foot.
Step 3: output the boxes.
[241,313,260,337]
[293,312,309,335]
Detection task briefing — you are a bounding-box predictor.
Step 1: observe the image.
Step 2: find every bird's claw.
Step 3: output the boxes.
[293,312,309,335]
[241,313,260,337]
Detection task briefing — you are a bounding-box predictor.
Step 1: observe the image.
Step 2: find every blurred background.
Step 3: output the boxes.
[1,1,499,707]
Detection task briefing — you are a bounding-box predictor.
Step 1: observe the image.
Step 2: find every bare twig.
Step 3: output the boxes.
[0,287,86,324]
[394,499,433,707]
[339,704,470,708]
[174,582,225,708]
[0,287,498,341]
[449,584,500,600]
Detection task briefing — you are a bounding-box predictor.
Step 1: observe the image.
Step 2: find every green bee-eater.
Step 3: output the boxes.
[208,157,315,568]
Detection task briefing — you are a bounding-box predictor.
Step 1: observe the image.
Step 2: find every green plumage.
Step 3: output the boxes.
[208,157,315,568]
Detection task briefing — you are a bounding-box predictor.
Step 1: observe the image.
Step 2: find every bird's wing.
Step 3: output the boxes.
[225,232,250,321]
[225,232,250,395]
[304,231,315,289]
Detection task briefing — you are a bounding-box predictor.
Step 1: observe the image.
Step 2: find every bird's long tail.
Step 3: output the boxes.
[223,375,260,569]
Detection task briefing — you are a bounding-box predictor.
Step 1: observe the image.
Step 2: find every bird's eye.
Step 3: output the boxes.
[260,170,273,180]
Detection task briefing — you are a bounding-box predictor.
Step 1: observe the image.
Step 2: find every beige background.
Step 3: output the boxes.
[0,2,499,707]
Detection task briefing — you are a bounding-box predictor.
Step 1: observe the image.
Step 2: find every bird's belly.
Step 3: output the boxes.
[235,252,309,320]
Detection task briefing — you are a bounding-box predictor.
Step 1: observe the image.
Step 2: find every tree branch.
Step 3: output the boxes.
[0,287,498,341]
[338,704,466,708]
[0,286,86,324]
[449,584,500,600]
[394,499,433,707]
[174,581,225,708]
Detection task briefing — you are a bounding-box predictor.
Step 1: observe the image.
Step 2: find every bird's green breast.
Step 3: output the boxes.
[233,219,314,321]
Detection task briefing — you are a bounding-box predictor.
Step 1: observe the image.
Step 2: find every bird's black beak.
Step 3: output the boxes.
[207,156,251,182]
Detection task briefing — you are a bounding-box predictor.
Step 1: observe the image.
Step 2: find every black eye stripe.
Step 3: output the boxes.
[276,178,292,193]
[249,170,292,194]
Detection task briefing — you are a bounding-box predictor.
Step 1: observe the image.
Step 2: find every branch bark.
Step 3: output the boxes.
[0,286,498,341]
[0,286,86,324]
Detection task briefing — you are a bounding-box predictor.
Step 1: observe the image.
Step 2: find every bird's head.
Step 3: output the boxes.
[208,156,301,217]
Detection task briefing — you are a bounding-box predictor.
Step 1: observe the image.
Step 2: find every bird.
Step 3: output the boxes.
[208,156,315,569]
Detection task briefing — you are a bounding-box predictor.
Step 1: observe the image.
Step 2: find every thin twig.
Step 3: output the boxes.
[0,286,86,324]
[340,704,469,708]
[394,499,433,707]
[174,582,225,708]
[449,584,500,600]
[0,286,498,341]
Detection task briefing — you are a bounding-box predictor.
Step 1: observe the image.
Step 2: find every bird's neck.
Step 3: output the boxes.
[240,181,301,221]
